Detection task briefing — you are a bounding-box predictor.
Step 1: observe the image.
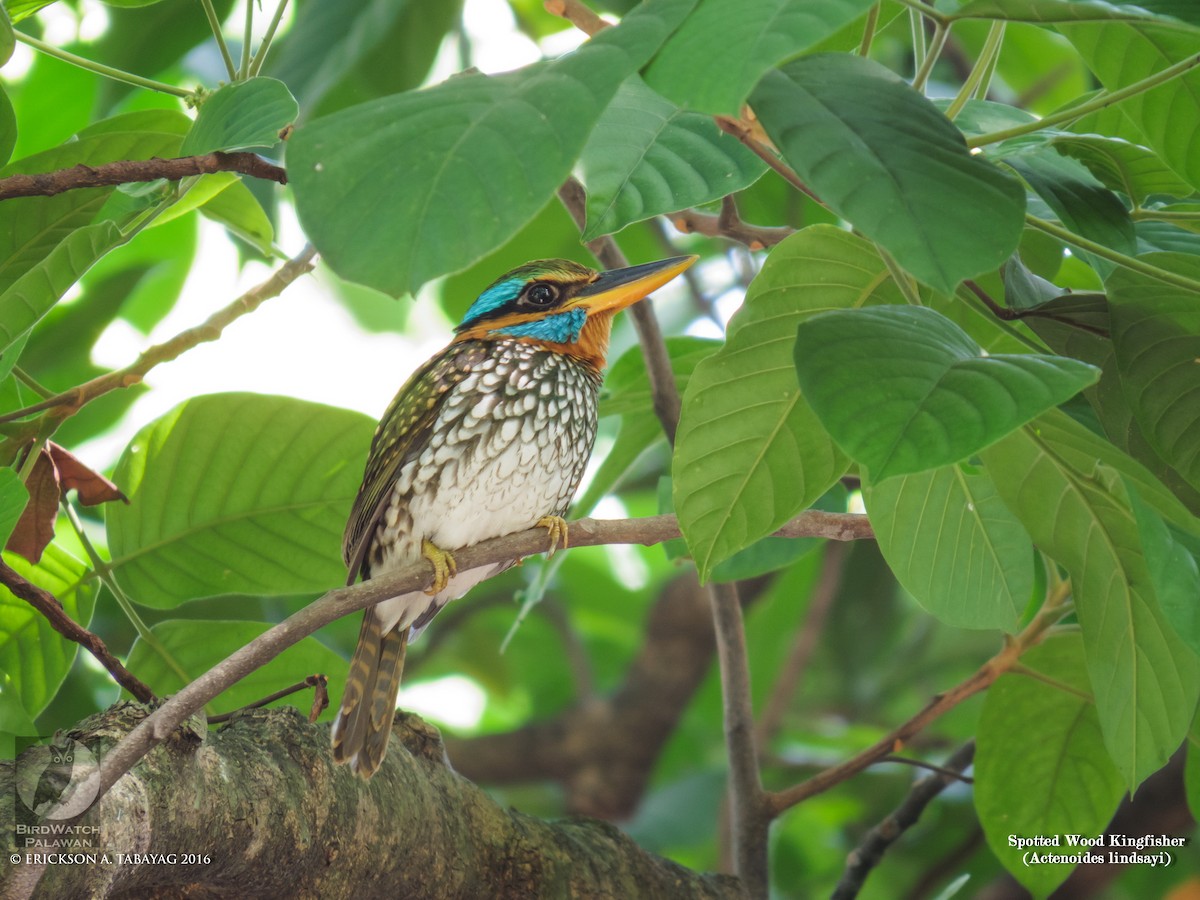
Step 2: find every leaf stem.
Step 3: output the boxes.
[945,21,1005,120]
[240,0,254,79]
[201,0,239,81]
[12,367,54,399]
[60,499,194,689]
[1131,208,1200,222]
[1026,214,1200,293]
[13,32,194,99]
[248,0,291,77]
[910,9,928,79]
[878,246,923,306]
[891,0,948,26]
[858,2,881,57]
[968,51,1200,147]
[912,21,949,93]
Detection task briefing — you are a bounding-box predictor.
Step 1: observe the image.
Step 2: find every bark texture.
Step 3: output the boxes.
[1,703,746,899]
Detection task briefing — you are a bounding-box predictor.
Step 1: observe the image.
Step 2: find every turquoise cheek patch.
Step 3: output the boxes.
[495,308,587,342]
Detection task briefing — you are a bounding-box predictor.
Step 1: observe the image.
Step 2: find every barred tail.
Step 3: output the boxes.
[331,611,408,778]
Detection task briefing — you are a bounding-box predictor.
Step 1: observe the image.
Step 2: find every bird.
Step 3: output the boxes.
[331,254,697,777]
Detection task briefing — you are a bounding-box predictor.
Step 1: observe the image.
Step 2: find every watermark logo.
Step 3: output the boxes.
[14,734,101,821]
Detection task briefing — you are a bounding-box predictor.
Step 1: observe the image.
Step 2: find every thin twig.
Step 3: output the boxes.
[0,152,287,201]
[832,741,976,900]
[557,178,683,444]
[0,560,155,704]
[206,674,328,724]
[0,244,317,426]
[767,588,1066,816]
[82,510,871,812]
[755,541,847,747]
[710,581,769,898]
[714,116,822,205]
[669,206,795,251]
[962,279,1110,338]
[544,0,609,34]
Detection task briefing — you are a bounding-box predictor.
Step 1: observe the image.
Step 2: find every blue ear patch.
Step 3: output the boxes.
[461,278,523,327]
[495,308,587,343]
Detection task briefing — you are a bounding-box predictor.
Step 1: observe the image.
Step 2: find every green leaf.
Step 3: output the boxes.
[289,0,696,296]
[107,393,375,607]
[951,0,1197,23]
[199,177,275,255]
[126,620,347,719]
[793,305,1099,480]
[0,221,124,356]
[975,635,1125,898]
[1188,717,1200,820]
[642,0,876,114]
[1137,220,1200,255]
[0,467,27,548]
[180,78,298,156]
[267,0,458,118]
[0,543,98,717]
[1050,133,1194,203]
[750,54,1025,293]
[1060,22,1200,190]
[1004,149,1136,277]
[578,77,765,240]
[0,123,183,298]
[864,464,1031,631]
[0,85,14,169]
[1107,254,1200,493]
[1127,479,1200,656]
[4,0,57,23]
[982,412,1200,787]
[0,4,12,66]
[674,225,905,579]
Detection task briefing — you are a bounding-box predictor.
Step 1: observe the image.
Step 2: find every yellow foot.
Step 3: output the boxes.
[536,515,569,558]
[421,539,457,595]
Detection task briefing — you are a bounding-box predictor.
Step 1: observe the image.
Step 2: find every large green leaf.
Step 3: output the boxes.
[179,78,298,156]
[975,635,1126,897]
[107,394,374,607]
[674,225,905,579]
[1060,21,1200,190]
[126,620,347,720]
[0,467,27,548]
[289,0,696,297]
[1050,133,1194,203]
[1004,148,1136,277]
[199,178,275,255]
[0,542,98,717]
[642,0,876,114]
[793,305,1099,480]
[750,54,1025,293]
[951,0,1197,23]
[0,4,11,65]
[578,77,765,240]
[1107,254,1200,492]
[0,221,124,356]
[982,412,1200,787]
[0,85,15,169]
[864,464,1031,631]
[1127,480,1200,657]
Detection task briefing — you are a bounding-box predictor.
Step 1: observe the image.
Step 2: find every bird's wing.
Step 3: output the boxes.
[342,340,489,584]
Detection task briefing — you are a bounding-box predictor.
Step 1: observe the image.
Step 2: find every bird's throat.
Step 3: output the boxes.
[530,310,615,373]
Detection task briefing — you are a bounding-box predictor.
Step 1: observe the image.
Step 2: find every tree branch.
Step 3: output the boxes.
[669,206,795,251]
[80,511,871,809]
[0,153,287,201]
[831,741,976,900]
[0,560,155,704]
[0,244,317,427]
[709,581,769,899]
[4,704,747,899]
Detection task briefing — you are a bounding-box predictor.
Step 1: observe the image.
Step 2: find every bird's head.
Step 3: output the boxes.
[454,255,696,370]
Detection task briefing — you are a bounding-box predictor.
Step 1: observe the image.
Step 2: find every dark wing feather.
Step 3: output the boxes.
[342,340,489,584]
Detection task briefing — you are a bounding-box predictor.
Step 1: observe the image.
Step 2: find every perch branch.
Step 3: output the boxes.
[84,511,871,811]
[0,153,287,201]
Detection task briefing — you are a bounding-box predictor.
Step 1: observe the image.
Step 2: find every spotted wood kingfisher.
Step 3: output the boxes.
[332,254,696,777]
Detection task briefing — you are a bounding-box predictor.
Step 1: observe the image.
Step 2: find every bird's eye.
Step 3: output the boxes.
[526,283,558,306]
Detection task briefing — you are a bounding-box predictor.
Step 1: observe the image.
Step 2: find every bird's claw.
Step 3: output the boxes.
[421,539,457,595]
[536,515,569,558]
